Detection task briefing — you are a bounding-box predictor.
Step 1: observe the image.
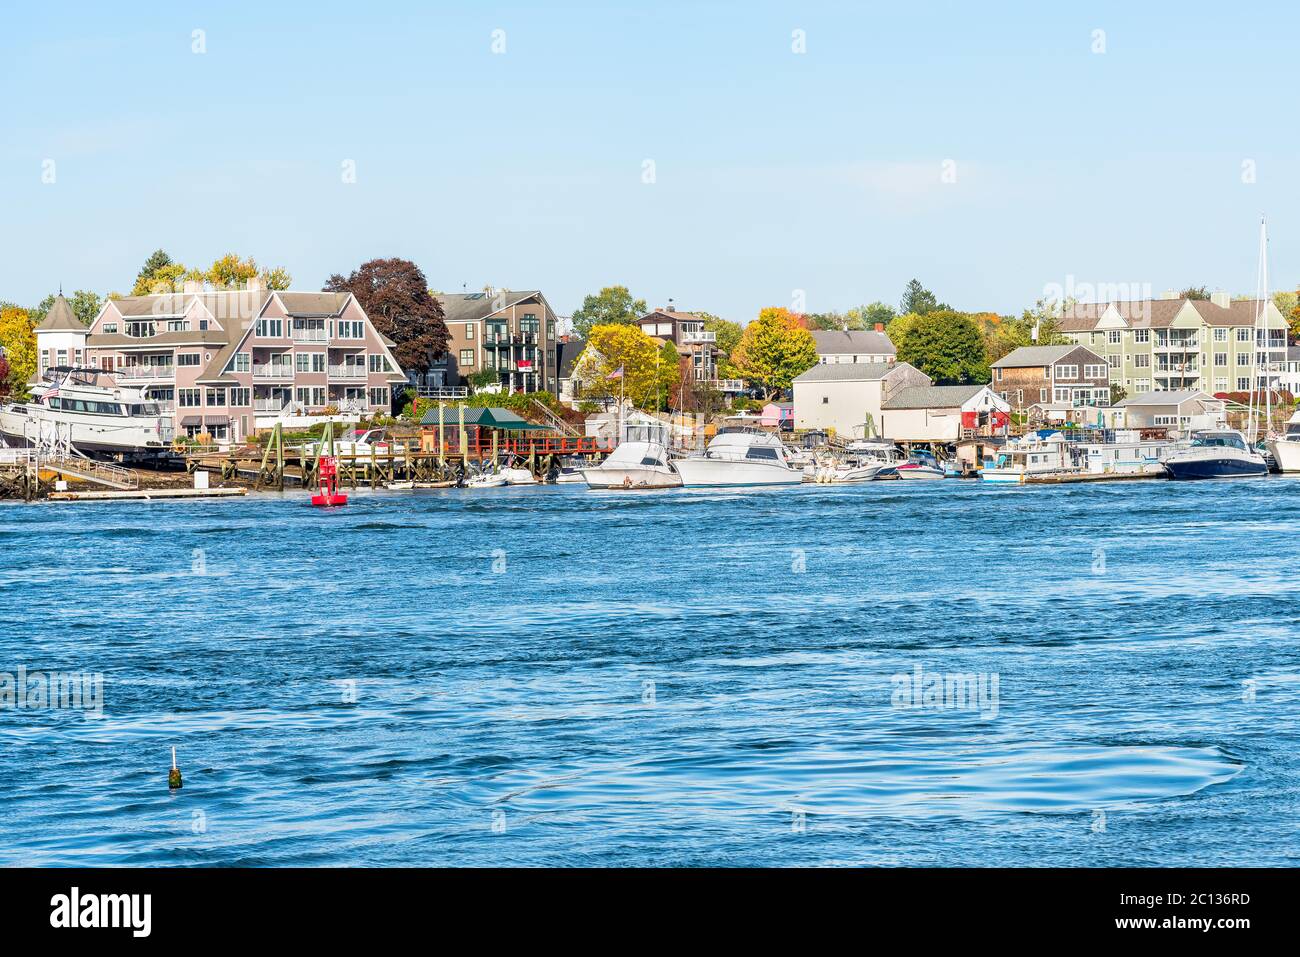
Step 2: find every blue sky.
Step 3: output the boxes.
[2,1,1297,322]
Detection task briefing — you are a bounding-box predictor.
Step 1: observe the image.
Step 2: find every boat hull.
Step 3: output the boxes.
[1164,456,1268,480]
[0,405,170,456]
[581,466,681,489]
[1267,438,1300,472]
[896,465,944,480]
[672,457,803,487]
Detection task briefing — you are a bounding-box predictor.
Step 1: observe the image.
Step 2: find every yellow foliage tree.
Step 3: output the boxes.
[0,306,37,399]
[731,307,818,398]
[575,323,679,409]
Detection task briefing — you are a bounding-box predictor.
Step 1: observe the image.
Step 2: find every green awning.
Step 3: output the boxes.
[419,405,553,431]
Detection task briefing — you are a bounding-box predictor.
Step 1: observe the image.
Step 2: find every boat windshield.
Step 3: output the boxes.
[128,403,163,416]
[1191,434,1246,450]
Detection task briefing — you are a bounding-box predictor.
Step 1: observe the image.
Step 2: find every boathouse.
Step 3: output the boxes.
[879,385,1010,442]
[792,361,929,439]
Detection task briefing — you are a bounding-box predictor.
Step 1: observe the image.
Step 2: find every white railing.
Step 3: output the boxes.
[682,331,717,344]
[292,329,328,343]
[707,378,746,392]
[254,399,289,412]
[253,364,294,379]
[329,364,366,379]
[416,386,469,399]
[115,366,174,379]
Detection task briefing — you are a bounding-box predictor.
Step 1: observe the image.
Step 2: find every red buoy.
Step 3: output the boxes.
[311,455,348,507]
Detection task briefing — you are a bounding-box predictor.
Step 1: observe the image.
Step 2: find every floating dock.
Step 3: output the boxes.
[48,487,249,502]
[1025,470,1166,485]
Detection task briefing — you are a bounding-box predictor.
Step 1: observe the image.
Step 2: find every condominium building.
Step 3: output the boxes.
[39,280,407,442]
[430,290,559,395]
[1058,291,1288,396]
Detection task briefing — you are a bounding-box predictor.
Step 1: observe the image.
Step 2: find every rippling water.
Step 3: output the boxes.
[2,477,1298,866]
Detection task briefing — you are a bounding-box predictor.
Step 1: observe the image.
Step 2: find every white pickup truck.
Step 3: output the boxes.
[302,428,393,457]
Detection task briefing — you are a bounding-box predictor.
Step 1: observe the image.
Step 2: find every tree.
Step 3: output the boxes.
[861,301,896,328]
[894,309,990,384]
[695,312,744,378]
[133,249,174,294]
[730,307,819,398]
[1180,286,1211,300]
[132,262,192,296]
[205,252,292,290]
[574,323,672,408]
[985,299,1070,363]
[467,368,500,391]
[0,354,9,399]
[570,285,647,339]
[900,279,941,316]
[0,306,36,399]
[324,258,449,375]
[653,339,682,411]
[1110,384,1128,405]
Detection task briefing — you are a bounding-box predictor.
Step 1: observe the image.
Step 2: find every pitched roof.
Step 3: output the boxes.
[882,384,986,410]
[1114,389,1209,407]
[1058,298,1276,332]
[417,405,549,429]
[436,290,542,323]
[34,295,85,332]
[794,361,896,383]
[990,345,1079,368]
[641,309,703,323]
[811,329,895,355]
[277,292,350,316]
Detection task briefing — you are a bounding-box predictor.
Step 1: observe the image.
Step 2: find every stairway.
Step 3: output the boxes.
[43,454,140,490]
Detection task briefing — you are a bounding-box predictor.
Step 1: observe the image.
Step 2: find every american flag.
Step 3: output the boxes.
[607,365,624,381]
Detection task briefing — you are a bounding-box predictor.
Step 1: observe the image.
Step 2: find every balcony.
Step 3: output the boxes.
[292,329,328,343]
[253,364,294,380]
[328,364,366,379]
[706,378,746,393]
[115,365,175,380]
[254,398,288,412]
[682,331,717,344]
[1154,338,1198,351]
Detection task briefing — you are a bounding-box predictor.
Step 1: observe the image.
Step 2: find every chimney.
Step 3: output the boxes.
[1209,289,1230,308]
[874,322,885,333]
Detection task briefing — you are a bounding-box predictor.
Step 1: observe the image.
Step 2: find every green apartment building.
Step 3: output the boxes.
[1058,291,1288,396]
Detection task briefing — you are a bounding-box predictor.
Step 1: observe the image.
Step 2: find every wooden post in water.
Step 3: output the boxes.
[437,403,446,468]
[458,404,468,461]
[492,430,498,470]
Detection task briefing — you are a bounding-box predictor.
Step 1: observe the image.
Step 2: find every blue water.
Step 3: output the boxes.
[1,478,1298,866]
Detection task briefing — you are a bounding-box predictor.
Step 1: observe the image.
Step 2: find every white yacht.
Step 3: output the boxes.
[1163,429,1268,480]
[673,428,804,487]
[581,440,681,489]
[0,367,174,459]
[1267,410,1300,472]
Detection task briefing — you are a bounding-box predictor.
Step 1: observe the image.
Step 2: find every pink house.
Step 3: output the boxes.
[759,401,794,428]
[54,279,407,442]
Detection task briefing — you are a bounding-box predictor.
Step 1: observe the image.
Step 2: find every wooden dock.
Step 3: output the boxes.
[1025,470,1166,485]
[48,487,249,502]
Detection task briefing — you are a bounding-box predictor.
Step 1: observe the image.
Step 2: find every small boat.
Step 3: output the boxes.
[673,428,804,487]
[896,450,945,480]
[466,469,508,488]
[501,466,536,485]
[384,480,415,491]
[582,440,681,489]
[980,433,1073,484]
[1163,429,1268,480]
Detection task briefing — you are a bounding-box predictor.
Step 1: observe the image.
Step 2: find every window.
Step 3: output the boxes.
[459,349,475,366]
[369,354,388,373]
[178,389,202,407]
[822,396,829,404]
[465,323,475,340]
[312,387,326,406]
[103,322,118,334]
[337,320,364,339]
[1237,327,1250,342]
[1214,378,1228,392]
[1134,354,1149,368]
[1107,331,1121,344]
[1106,355,1122,368]
[233,353,251,372]
[1039,388,1047,402]
[166,320,190,332]
[1238,377,1250,391]
[1056,364,1078,380]
[296,352,311,373]
[229,388,250,406]
[1214,352,1227,366]
[994,367,1002,381]
[205,388,226,406]
[1237,352,1251,366]
[369,387,389,406]
[177,352,201,366]
[1134,378,1150,392]
[1083,364,1107,379]
[296,387,311,405]
[1214,328,1228,342]
[256,317,284,338]
[1133,329,1149,344]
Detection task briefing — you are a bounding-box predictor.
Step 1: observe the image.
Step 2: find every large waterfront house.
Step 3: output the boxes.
[879,384,1011,442]
[428,290,560,396]
[634,307,744,394]
[35,282,406,443]
[990,344,1110,412]
[1112,389,1227,432]
[1058,291,1289,396]
[792,361,930,438]
[811,328,895,365]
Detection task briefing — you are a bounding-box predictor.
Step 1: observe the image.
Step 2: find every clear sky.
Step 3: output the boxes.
[2,1,1297,322]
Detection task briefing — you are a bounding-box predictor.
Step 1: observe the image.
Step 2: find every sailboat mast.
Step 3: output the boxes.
[1251,216,1270,442]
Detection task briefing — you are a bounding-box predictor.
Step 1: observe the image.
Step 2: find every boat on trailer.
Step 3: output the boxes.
[0,367,174,460]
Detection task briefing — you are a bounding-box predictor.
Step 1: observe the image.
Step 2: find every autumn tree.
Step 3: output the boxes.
[570,285,647,339]
[0,306,37,399]
[730,306,818,398]
[573,323,676,409]
[1180,286,1211,301]
[324,258,449,374]
[894,309,990,384]
[205,252,292,290]
[985,299,1070,362]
